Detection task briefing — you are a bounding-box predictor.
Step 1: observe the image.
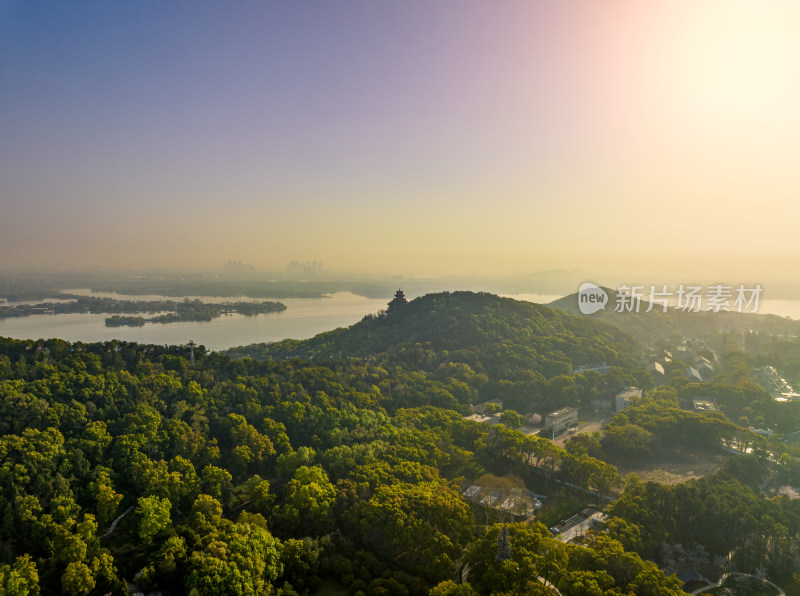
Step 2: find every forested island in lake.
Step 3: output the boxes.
[104,315,146,327]
[0,296,286,326]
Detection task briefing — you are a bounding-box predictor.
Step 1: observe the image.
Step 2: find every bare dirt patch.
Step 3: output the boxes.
[775,485,800,499]
[613,448,731,485]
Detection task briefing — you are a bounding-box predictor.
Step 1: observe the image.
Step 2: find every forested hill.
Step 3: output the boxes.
[550,288,800,346]
[227,291,641,378]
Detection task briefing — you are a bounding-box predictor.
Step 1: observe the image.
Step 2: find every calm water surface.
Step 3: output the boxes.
[0,292,389,351]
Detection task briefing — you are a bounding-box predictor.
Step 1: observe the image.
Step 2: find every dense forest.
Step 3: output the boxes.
[0,291,798,594]
[228,292,648,414]
[0,338,682,595]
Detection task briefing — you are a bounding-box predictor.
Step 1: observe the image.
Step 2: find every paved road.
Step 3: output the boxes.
[102,505,134,537]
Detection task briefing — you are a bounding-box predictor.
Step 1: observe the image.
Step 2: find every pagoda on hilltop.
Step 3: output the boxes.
[387,289,408,314]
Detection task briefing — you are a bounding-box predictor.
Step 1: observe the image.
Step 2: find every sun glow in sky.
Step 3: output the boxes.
[2,1,800,279]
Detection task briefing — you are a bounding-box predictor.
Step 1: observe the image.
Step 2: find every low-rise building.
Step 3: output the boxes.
[685,366,703,383]
[544,406,578,434]
[573,362,611,375]
[552,508,606,542]
[648,361,665,382]
[615,386,642,412]
[692,399,718,413]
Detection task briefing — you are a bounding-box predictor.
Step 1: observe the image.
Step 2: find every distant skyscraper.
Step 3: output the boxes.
[224,260,254,273]
[286,260,324,277]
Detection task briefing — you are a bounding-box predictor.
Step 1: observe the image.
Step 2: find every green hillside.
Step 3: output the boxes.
[226,292,649,413]
[549,288,800,347]
[228,291,641,376]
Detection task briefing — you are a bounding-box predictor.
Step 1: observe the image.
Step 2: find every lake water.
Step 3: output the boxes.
[1,290,798,351]
[0,292,390,351]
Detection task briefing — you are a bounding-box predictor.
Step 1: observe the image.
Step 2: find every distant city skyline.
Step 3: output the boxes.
[3,1,800,281]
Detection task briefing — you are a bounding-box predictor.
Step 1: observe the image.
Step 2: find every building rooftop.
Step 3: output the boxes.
[616,386,642,398]
[547,406,577,417]
[693,400,718,412]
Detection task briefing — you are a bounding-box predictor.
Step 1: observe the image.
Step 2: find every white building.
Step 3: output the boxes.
[615,386,642,412]
[544,407,578,434]
[573,362,611,375]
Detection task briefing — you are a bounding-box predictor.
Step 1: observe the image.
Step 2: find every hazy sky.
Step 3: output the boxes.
[3,1,800,279]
